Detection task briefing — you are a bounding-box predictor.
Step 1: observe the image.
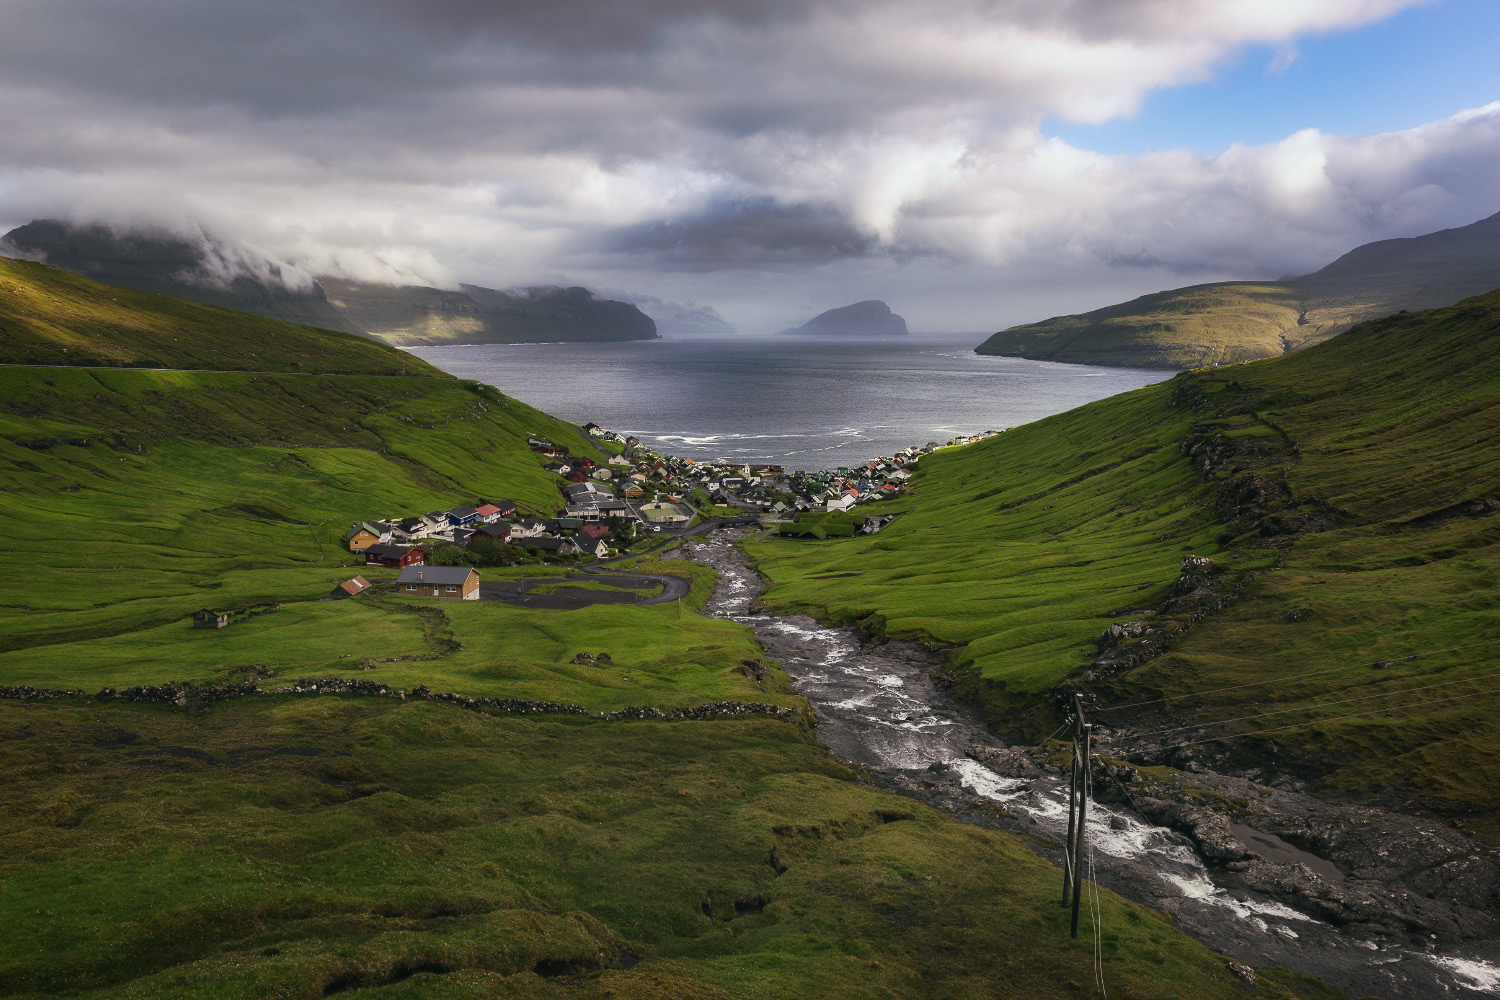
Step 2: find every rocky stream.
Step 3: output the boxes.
[681,528,1500,999]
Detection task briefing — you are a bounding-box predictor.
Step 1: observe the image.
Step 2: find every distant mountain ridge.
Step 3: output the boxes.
[319,278,658,346]
[2,219,659,346]
[778,299,908,336]
[975,210,1500,368]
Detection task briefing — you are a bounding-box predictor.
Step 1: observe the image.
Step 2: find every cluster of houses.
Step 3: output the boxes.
[335,422,1004,597]
[343,495,622,568]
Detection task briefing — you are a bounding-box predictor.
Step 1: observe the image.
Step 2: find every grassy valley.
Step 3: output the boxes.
[976,210,1500,368]
[752,290,1500,839]
[0,258,1341,998]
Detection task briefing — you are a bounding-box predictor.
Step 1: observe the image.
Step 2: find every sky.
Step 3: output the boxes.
[1,0,1498,334]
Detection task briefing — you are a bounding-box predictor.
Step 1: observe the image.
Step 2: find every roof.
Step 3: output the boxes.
[448,506,479,518]
[344,521,381,540]
[474,504,500,517]
[365,543,410,558]
[337,576,372,596]
[396,565,477,585]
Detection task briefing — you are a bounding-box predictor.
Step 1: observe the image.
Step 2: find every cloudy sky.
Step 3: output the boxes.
[2,0,1499,333]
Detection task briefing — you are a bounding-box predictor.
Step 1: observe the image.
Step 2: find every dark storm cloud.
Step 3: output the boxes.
[352,0,809,49]
[610,200,876,269]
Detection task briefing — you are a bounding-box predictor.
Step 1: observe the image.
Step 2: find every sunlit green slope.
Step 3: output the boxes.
[754,290,1500,831]
[976,210,1500,368]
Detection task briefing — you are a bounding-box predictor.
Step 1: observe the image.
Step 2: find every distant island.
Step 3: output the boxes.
[974,209,1500,369]
[777,299,908,337]
[1,219,659,347]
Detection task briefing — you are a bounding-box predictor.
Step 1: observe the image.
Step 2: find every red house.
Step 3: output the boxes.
[365,544,426,568]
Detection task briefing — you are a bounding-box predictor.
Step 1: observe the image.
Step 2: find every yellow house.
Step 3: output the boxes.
[343,522,383,552]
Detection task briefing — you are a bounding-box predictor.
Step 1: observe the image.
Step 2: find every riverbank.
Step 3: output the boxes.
[682,527,1500,998]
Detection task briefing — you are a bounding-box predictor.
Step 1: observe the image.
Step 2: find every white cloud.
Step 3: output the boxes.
[0,0,1489,330]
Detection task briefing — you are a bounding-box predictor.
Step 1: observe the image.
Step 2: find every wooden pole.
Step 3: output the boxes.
[1070,722,1091,940]
[1063,737,1078,905]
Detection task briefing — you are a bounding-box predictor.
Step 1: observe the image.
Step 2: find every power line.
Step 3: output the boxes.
[1117,670,1495,742]
[1085,761,1107,999]
[1091,637,1500,714]
[1034,718,1071,749]
[1125,687,1500,756]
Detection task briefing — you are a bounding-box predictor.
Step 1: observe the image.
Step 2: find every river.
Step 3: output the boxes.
[682,528,1500,999]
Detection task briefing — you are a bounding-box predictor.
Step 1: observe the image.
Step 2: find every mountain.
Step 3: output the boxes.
[777,299,908,336]
[975,210,1500,368]
[753,288,1500,835]
[319,277,658,346]
[1,219,363,336]
[1,219,660,346]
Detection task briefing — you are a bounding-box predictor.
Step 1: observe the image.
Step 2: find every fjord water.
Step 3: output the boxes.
[409,336,1170,467]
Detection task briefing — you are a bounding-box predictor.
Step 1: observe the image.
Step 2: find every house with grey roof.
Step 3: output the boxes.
[395,565,480,600]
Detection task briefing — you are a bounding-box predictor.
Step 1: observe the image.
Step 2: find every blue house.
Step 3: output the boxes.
[445,505,480,527]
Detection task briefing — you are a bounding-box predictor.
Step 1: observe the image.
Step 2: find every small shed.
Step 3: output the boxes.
[333,576,372,599]
[193,609,231,629]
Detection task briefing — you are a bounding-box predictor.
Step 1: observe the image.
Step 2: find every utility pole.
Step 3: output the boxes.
[1062,692,1091,939]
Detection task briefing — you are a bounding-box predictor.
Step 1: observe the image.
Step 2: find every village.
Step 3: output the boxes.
[339,421,1005,597]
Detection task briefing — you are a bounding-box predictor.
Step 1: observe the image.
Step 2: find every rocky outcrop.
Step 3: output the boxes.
[1082,556,1251,686]
[1093,756,1500,940]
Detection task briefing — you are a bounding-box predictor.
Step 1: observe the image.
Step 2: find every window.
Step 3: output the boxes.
[406,584,415,591]
[446,585,458,592]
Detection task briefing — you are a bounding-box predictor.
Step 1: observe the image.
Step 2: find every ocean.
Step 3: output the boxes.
[408,336,1172,470]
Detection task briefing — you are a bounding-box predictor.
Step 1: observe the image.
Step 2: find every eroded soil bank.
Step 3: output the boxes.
[678,528,1500,1000]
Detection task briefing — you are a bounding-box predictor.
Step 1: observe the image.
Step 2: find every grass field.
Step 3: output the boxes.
[752,291,1500,834]
[0,367,598,652]
[0,696,1340,1000]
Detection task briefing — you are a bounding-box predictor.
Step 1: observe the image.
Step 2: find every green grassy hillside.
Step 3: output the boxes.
[0,256,436,374]
[976,282,1309,368]
[976,210,1500,368]
[753,290,1500,836]
[0,263,1334,998]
